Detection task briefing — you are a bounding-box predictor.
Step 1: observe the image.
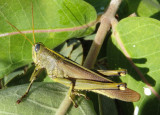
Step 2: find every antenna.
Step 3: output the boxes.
[6,20,34,46]
[32,2,36,44]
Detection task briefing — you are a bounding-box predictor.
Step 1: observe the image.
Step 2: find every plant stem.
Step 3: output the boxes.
[56,0,122,115]
[83,0,122,68]
[55,93,72,115]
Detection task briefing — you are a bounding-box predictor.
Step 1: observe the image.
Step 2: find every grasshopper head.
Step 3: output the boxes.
[32,42,45,64]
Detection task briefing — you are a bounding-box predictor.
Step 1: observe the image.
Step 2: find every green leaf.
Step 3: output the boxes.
[69,40,83,65]
[126,0,160,19]
[55,39,83,64]
[107,17,160,114]
[137,0,160,17]
[0,82,96,115]
[0,0,97,78]
[3,69,24,86]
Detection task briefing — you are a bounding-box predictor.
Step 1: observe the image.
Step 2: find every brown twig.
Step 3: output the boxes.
[83,0,122,68]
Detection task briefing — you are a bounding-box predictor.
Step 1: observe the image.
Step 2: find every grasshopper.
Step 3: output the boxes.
[6,5,140,108]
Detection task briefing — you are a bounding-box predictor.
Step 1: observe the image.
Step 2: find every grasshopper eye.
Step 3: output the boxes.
[35,44,40,52]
